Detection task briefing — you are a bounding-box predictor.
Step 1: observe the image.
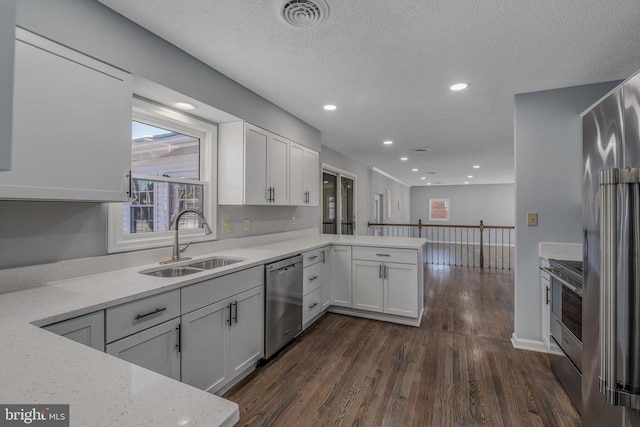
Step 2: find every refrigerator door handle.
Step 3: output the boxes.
[599,168,618,404]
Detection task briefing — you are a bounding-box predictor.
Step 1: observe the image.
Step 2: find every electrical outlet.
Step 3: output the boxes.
[527,212,538,226]
[222,220,233,234]
[243,219,250,232]
[291,216,296,225]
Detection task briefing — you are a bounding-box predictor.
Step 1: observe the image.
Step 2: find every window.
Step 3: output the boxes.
[108,98,217,253]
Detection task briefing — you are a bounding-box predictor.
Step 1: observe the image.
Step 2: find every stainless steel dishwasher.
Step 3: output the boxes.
[264,255,303,359]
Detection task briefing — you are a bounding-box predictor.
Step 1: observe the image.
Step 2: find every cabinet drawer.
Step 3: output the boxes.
[106,290,180,343]
[302,247,324,267]
[303,287,322,326]
[181,266,264,314]
[303,261,322,295]
[352,246,417,264]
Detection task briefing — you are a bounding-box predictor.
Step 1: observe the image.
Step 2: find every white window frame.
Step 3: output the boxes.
[108,98,217,253]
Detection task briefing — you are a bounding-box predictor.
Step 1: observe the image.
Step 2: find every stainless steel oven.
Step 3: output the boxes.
[544,259,583,413]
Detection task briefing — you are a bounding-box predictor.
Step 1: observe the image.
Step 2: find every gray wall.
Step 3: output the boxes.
[370,170,411,224]
[319,145,370,236]
[0,0,323,270]
[513,81,620,342]
[411,184,514,226]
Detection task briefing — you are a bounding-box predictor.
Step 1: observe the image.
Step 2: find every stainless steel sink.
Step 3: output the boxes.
[187,257,244,269]
[143,267,204,278]
[140,257,245,277]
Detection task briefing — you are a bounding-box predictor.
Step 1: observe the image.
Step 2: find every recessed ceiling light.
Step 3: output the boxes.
[464,181,469,184]
[450,83,469,91]
[323,104,337,111]
[412,168,418,172]
[420,177,426,180]
[173,101,196,110]
[400,157,408,161]
[383,140,393,145]
[467,175,473,178]
[473,165,480,169]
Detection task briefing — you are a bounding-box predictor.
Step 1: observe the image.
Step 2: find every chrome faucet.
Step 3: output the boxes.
[160,209,212,264]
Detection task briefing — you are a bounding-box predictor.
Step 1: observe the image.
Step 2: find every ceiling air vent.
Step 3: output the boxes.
[279,0,329,28]
[411,147,430,152]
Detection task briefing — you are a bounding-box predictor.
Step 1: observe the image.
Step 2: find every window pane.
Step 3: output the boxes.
[131,121,200,179]
[123,177,204,235]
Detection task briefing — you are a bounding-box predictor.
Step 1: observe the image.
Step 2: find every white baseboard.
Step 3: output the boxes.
[510,332,550,353]
[329,307,422,327]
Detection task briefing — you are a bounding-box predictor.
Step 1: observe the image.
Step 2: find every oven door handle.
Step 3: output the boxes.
[540,268,582,296]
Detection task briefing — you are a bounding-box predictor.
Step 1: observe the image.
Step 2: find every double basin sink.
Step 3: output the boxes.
[140,257,245,278]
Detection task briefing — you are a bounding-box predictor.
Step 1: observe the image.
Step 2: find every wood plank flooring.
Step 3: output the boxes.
[224,265,581,426]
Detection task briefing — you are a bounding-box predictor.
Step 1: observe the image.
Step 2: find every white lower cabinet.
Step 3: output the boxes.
[351,247,419,318]
[302,246,330,329]
[181,300,228,392]
[352,261,384,312]
[106,317,181,381]
[44,311,104,351]
[330,245,352,307]
[180,266,264,394]
[384,263,418,317]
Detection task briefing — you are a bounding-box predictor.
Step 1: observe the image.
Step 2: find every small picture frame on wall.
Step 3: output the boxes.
[429,198,449,221]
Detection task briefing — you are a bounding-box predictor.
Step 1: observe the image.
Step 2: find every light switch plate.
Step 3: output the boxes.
[222,220,233,234]
[291,216,296,225]
[243,219,250,232]
[527,212,538,226]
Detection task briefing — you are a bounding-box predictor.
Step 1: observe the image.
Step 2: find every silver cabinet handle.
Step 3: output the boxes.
[321,250,326,263]
[309,276,319,281]
[308,255,318,261]
[376,253,391,257]
[227,303,232,326]
[232,301,238,324]
[134,307,166,320]
[309,302,318,309]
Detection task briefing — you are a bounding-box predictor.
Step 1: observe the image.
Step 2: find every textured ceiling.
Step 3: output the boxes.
[98,0,640,186]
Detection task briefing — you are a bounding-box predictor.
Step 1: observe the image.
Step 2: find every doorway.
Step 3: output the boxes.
[322,165,356,235]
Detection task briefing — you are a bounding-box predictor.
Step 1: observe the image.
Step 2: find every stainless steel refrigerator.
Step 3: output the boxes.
[583,70,640,426]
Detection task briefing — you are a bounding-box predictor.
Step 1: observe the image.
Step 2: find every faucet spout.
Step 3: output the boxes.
[160,208,212,264]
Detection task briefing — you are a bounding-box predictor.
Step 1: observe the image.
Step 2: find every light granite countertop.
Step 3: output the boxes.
[0,234,426,426]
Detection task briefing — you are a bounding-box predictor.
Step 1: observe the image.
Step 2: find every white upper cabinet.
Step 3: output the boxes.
[0,29,132,201]
[289,141,318,206]
[219,121,320,206]
[219,122,290,205]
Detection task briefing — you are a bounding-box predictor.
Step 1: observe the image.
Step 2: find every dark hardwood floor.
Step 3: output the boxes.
[224,265,581,426]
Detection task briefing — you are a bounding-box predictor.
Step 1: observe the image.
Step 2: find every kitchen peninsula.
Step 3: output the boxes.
[0,231,426,426]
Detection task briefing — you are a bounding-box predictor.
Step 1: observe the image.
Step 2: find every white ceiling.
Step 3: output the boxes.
[98,0,640,186]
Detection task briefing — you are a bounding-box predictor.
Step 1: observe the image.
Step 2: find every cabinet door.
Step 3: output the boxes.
[319,247,331,310]
[228,287,264,379]
[289,141,305,205]
[106,317,180,381]
[384,263,418,317]
[269,133,289,205]
[44,311,104,351]
[304,149,319,206]
[181,299,229,393]
[1,29,132,201]
[352,261,384,313]
[244,123,269,205]
[330,245,352,307]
